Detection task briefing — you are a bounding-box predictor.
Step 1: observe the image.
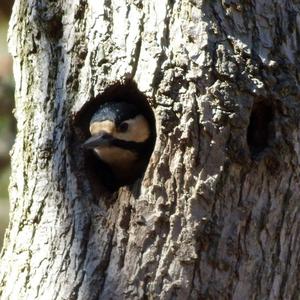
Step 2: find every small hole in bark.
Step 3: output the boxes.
[72,79,156,197]
[247,101,274,157]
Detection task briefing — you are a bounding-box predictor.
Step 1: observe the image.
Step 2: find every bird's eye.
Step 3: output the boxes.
[119,122,129,132]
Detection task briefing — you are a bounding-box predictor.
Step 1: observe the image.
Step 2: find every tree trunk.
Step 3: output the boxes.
[1,1,300,299]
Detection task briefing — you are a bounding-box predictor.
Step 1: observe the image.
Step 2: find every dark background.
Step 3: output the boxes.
[0,0,15,249]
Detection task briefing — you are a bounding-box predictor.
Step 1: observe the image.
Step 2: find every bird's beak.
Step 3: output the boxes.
[82,133,112,149]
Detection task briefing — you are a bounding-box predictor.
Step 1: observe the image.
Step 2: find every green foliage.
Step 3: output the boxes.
[0,166,10,200]
[0,167,9,249]
[0,19,8,55]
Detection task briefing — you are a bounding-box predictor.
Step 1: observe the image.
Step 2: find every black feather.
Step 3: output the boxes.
[91,102,139,125]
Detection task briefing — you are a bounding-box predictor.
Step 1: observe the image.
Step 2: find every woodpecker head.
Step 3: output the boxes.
[83,102,151,185]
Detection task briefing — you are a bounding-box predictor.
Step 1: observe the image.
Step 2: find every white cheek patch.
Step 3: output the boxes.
[115,115,150,142]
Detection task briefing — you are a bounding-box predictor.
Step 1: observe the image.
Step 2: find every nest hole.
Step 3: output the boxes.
[72,79,156,198]
[247,101,274,158]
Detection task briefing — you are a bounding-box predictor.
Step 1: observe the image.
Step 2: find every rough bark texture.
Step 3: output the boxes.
[1,0,300,299]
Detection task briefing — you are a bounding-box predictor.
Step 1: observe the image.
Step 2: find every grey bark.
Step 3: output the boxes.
[0,0,300,299]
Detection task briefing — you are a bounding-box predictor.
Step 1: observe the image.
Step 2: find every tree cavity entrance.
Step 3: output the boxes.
[247,101,274,157]
[73,79,156,196]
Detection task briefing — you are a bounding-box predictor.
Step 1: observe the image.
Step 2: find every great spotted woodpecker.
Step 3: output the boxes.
[83,102,152,189]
